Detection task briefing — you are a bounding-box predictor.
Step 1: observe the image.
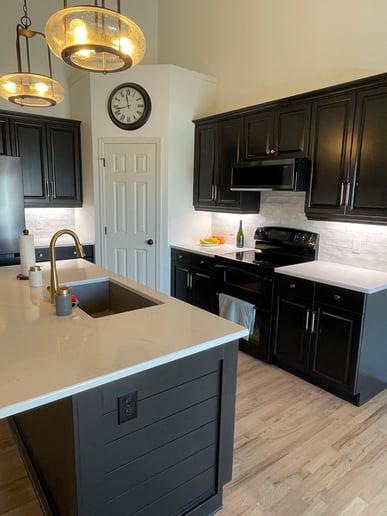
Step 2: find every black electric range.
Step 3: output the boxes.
[214,226,319,361]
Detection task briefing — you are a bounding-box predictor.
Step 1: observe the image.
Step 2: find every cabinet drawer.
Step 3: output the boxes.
[191,253,215,272]
[315,283,364,313]
[171,248,191,265]
[275,273,314,299]
[171,248,215,272]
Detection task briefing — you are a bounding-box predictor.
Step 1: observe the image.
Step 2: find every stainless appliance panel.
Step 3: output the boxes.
[0,156,25,265]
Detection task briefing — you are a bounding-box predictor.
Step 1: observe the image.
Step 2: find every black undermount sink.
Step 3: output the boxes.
[69,278,161,318]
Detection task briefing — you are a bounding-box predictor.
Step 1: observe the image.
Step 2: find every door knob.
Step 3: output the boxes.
[146,239,154,245]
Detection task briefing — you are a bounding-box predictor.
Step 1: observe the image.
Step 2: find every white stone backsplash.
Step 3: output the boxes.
[212,192,387,273]
[25,208,77,246]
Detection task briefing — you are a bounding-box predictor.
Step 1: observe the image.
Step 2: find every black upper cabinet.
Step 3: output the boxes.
[305,93,355,218]
[244,102,311,160]
[11,118,49,205]
[0,115,11,156]
[3,110,82,208]
[348,85,387,220]
[306,82,387,224]
[47,123,82,206]
[193,118,260,213]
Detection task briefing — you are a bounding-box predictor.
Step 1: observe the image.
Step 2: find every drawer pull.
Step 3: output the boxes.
[333,294,341,301]
[305,309,311,331]
[178,255,183,259]
[310,311,316,333]
[200,260,205,264]
[289,283,296,289]
[38,252,43,258]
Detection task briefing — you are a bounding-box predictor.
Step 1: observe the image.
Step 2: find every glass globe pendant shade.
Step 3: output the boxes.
[45,6,146,73]
[0,72,64,107]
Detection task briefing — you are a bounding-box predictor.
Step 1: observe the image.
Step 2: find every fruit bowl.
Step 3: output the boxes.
[199,235,225,246]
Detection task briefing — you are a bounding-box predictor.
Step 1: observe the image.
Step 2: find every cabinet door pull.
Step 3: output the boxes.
[270,149,276,155]
[186,273,190,289]
[310,311,316,333]
[178,254,183,259]
[305,309,311,331]
[214,184,218,200]
[339,182,345,206]
[46,181,50,198]
[345,182,351,206]
[51,181,56,199]
[333,294,341,301]
[289,283,296,289]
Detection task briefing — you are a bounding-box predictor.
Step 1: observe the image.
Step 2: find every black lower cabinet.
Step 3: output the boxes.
[272,273,387,405]
[35,244,95,263]
[171,248,217,314]
[11,342,238,516]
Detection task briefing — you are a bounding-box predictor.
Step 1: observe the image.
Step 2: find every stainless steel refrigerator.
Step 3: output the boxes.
[0,156,26,266]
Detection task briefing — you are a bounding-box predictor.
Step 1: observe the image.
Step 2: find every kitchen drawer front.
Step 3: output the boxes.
[191,253,215,272]
[171,248,215,272]
[275,273,314,299]
[171,248,192,266]
[315,283,364,313]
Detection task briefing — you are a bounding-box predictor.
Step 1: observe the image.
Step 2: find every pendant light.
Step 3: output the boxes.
[0,0,64,107]
[45,1,146,74]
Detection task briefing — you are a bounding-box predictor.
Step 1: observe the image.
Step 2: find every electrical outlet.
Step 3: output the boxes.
[352,239,361,253]
[118,391,138,424]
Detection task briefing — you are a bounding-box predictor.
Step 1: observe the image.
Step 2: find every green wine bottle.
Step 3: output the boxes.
[236,220,244,248]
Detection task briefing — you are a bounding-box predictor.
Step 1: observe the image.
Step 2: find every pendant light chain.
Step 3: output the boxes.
[21,0,31,29]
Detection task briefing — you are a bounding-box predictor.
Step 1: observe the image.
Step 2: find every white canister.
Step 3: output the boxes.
[29,265,43,288]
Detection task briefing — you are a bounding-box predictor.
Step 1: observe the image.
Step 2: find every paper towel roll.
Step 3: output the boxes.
[19,231,35,277]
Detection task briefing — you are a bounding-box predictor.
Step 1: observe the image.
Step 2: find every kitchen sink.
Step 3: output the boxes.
[69,278,161,318]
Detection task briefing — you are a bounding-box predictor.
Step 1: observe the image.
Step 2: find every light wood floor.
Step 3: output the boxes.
[2,352,387,515]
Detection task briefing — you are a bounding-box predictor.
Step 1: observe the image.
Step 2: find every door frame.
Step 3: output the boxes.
[96,137,162,290]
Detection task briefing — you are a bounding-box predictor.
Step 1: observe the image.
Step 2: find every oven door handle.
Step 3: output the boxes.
[214,264,273,282]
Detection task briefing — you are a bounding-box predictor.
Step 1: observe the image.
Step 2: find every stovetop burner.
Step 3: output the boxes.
[215,226,319,271]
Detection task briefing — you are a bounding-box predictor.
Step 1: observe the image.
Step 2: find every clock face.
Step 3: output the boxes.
[108,83,152,130]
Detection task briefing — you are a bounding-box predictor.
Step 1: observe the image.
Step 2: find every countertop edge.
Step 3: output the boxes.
[275,262,387,294]
[0,329,247,419]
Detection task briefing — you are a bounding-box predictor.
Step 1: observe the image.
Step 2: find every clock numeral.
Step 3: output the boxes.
[138,104,144,108]
[115,110,121,116]
[115,96,121,102]
[113,104,119,109]
[136,110,142,116]
[120,114,125,121]
[127,116,131,123]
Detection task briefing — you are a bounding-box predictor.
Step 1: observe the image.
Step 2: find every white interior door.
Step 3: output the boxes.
[101,141,157,288]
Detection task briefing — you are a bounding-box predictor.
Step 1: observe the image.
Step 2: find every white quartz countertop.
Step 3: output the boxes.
[276,260,387,294]
[0,260,247,418]
[171,243,254,256]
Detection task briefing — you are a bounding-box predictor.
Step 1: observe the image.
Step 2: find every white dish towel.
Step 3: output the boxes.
[218,293,256,340]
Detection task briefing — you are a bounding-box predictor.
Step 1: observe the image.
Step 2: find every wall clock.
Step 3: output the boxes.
[107,83,152,130]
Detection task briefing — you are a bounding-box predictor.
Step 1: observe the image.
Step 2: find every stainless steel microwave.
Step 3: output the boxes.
[230,157,310,191]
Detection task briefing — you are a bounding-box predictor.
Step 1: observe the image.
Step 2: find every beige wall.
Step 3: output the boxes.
[158,0,387,113]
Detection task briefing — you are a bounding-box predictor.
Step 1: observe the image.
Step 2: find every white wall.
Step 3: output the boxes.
[86,64,216,292]
[158,0,387,113]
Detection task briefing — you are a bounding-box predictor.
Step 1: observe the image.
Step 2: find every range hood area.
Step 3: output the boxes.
[230,158,310,192]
